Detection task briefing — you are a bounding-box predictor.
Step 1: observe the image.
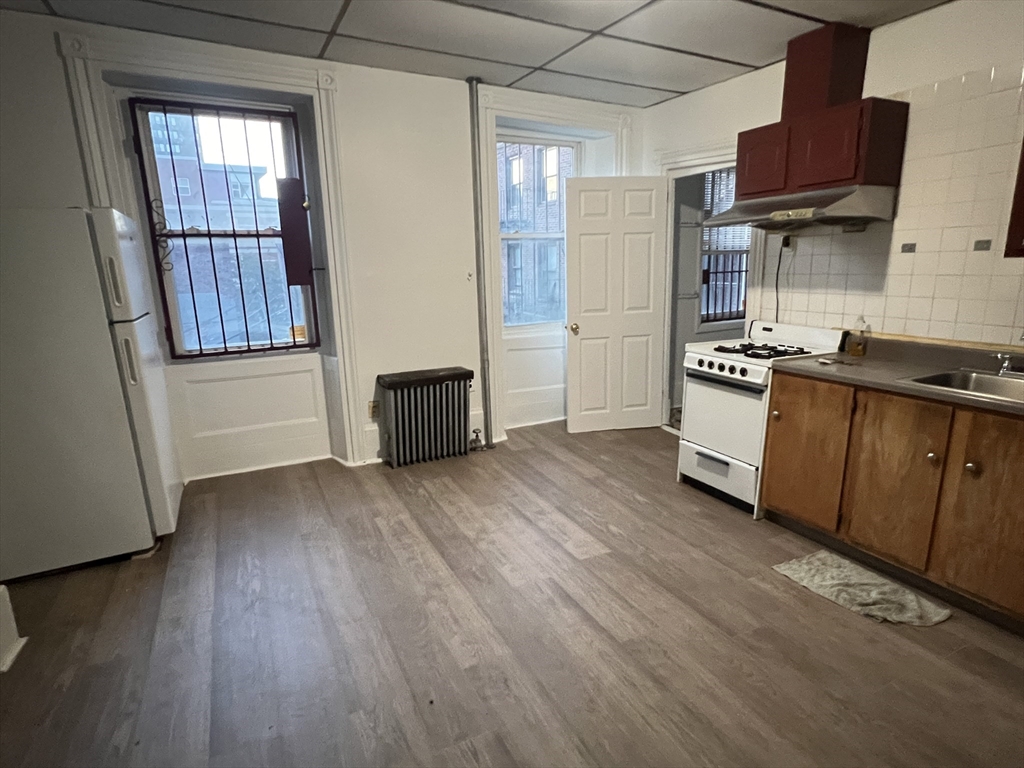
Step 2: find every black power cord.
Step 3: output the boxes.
[774,235,790,322]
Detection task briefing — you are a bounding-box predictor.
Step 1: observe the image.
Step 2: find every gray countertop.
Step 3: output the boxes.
[772,338,1024,417]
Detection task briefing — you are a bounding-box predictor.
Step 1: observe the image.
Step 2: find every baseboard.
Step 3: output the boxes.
[764,510,1024,636]
[183,453,333,482]
[333,455,383,468]
[507,416,566,430]
[660,424,680,436]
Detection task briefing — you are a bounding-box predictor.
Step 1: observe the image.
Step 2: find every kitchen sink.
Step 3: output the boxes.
[909,370,1024,402]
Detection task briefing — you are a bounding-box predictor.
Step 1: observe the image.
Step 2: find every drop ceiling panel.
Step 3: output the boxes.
[514,70,678,108]
[550,36,751,93]
[49,0,327,57]
[605,0,821,67]
[339,0,588,67]
[758,0,948,28]
[156,0,345,31]
[454,0,647,31]
[325,36,531,86]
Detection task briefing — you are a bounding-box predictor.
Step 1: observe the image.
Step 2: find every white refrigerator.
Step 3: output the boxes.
[0,207,183,581]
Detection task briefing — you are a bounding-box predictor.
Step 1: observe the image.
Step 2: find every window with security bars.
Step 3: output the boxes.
[497,140,574,326]
[131,98,319,358]
[701,167,750,323]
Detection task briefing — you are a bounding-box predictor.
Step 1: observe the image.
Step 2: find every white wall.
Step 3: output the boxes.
[642,0,1024,347]
[164,353,331,480]
[0,14,89,210]
[332,66,483,456]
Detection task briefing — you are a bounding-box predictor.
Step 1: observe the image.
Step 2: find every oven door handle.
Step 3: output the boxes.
[695,450,730,467]
[685,369,768,395]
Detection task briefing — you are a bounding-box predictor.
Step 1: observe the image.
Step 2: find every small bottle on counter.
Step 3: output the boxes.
[846,315,870,357]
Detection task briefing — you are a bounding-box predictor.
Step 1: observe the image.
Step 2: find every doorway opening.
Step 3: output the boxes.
[667,167,751,429]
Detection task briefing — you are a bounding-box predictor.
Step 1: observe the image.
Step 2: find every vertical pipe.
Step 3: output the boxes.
[467,77,494,449]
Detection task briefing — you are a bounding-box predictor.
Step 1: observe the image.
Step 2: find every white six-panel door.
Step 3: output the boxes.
[565,177,668,433]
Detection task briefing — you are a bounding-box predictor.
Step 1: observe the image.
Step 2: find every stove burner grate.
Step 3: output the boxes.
[712,342,811,360]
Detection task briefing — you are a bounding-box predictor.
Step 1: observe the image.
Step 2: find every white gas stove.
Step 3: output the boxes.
[678,322,844,516]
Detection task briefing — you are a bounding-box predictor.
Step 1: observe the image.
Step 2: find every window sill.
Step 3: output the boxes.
[696,319,746,335]
[168,346,321,365]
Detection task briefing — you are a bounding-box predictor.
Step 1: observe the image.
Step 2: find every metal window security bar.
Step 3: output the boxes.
[701,167,750,323]
[376,367,474,468]
[130,98,320,358]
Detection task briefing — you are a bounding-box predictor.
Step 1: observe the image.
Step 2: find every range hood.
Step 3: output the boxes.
[704,185,896,231]
[704,23,908,231]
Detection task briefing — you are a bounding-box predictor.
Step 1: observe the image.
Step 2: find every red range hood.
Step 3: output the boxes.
[705,23,909,230]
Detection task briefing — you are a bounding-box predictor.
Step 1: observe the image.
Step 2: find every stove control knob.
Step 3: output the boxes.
[728,365,736,375]
[739,367,748,377]
[717,363,725,372]
[697,358,704,367]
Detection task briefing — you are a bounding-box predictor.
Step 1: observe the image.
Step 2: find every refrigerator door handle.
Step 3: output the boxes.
[120,337,139,385]
[105,256,126,309]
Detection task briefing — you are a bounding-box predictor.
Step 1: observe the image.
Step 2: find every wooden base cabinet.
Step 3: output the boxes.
[761,373,853,532]
[760,372,1024,620]
[840,391,952,571]
[928,410,1024,616]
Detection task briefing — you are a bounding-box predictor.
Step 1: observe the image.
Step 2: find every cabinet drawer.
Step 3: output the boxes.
[678,440,758,505]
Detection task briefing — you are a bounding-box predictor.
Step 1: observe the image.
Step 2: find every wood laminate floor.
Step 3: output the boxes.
[1,423,1022,768]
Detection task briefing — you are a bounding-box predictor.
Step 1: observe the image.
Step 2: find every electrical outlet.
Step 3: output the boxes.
[369,400,379,419]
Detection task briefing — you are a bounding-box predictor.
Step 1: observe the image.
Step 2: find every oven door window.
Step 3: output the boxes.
[682,373,767,466]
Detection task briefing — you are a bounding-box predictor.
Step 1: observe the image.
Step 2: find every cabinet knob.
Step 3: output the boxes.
[771,410,780,421]
[926,452,940,466]
[964,462,981,475]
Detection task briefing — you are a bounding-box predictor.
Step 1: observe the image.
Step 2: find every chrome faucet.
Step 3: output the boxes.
[994,352,1015,374]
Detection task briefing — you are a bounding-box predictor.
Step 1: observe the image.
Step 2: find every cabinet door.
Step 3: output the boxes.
[841,391,952,570]
[761,373,853,531]
[928,410,1024,615]
[735,123,790,197]
[790,102,862,188]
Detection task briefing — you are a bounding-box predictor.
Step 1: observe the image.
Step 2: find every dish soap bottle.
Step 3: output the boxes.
[847,315,870,357]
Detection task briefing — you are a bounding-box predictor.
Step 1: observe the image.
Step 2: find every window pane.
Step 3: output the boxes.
[700,167,750,323]
[147,109,291,233]
[166,236,298,352]
[497,141,572,234]
[501,238,565,326]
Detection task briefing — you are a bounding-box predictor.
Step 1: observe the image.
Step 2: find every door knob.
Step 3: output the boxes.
[570,322,580,336]
[926,452,940,466]
[964,462,981,475]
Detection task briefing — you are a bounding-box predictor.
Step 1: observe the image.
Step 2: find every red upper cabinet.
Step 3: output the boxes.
[789,101,863,188]
[736,123,790,197]
[791,98,908,191]
[732,23,909,202]
[782,24,870,121]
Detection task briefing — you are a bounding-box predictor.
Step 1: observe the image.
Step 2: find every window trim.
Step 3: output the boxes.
[129,96,321,359]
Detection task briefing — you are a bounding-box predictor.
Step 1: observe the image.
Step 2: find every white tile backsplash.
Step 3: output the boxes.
[757,61,1024,347]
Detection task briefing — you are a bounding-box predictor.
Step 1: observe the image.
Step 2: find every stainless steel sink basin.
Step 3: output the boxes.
[909,370,1024,402]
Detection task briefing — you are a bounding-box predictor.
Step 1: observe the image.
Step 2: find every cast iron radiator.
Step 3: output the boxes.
[376,367,474,468]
